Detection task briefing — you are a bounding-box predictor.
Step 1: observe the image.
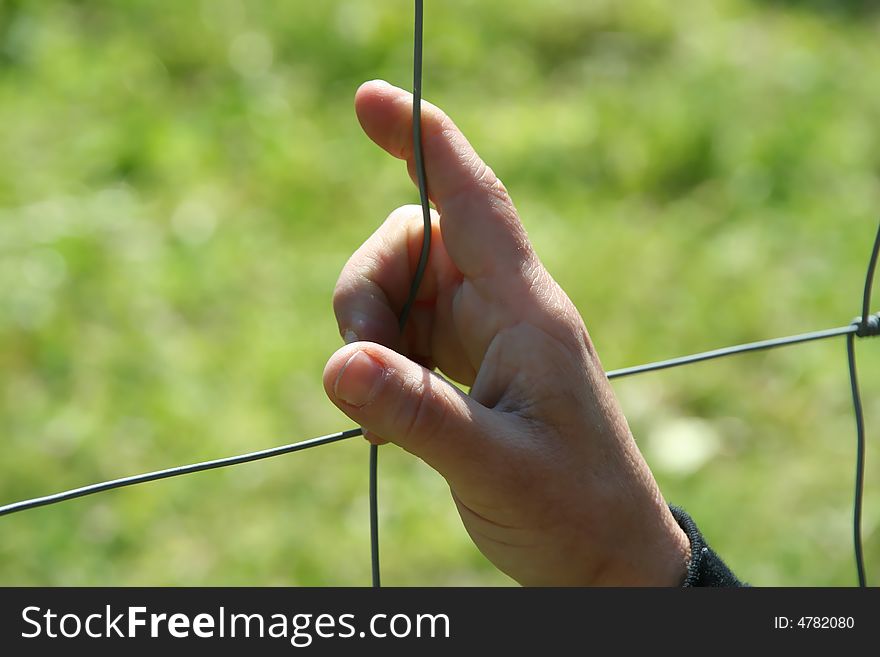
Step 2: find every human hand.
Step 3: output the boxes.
[323,80,690,586]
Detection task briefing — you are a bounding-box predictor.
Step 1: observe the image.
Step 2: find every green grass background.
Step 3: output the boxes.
[1,0,878,586]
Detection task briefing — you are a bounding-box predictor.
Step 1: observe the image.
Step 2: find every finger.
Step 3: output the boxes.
[355,80,534,280]
[323,341,502,483]
[333,205,445,349]
[333,205,478,383]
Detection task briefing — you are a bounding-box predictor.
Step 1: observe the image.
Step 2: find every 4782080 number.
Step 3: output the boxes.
[774,617,854,629]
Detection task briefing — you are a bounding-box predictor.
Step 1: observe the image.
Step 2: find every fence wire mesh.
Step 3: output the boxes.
[1,0,876,588]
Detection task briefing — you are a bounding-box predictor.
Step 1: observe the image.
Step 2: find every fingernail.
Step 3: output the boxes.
[343,329,359,344]
[334,351,384,407]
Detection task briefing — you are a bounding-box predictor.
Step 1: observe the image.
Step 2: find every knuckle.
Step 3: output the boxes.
[386,204,423,227]
[471,158,510,205]
[331,274,359,315]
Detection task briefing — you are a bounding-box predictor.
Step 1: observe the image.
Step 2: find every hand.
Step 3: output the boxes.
[323,80,690,586]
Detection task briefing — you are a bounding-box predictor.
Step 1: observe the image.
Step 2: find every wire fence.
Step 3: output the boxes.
[1,0,877,588]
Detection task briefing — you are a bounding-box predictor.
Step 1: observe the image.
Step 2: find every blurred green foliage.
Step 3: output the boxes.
[1,0,878,586]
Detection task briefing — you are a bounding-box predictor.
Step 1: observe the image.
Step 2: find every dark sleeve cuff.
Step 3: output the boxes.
[669,505,747,587]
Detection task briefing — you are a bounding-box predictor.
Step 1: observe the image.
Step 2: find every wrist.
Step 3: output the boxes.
[648,510,692,586]
[590,499,691,587]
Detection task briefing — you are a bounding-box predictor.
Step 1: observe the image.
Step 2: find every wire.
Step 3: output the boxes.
[368,440,381,588]
[0,315,873,585]
[367,0,433,589]
[403,0,433,332]
[0,220,874,586]
[846,220,880,588]
[606,325,858,380]
[0,322,859,517]
[859,222,880,334]
[607,223,879,588]
[846,333,867,587]
[0,0,872,590]
[608,319,875,588]
[0,428,363,518]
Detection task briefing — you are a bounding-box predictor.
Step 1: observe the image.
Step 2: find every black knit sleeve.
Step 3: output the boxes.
[669,505,747,587]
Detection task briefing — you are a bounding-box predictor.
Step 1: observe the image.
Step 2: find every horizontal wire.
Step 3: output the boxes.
[0,320,870,520]
[606,324,859,380]
[0,428,363,518]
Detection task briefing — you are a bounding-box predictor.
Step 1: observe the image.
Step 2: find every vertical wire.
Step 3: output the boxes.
[846,333,867,587]
[846,221,880,587]
[369,0,431,589]
[369,442,380,587]
[409,0,433,311]
[859,222,880,332]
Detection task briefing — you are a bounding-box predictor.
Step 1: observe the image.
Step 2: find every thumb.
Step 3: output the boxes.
[355,79,532,281]
[323,341,500,482]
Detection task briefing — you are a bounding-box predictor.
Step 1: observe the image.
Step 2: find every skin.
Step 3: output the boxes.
[322,79,690,586]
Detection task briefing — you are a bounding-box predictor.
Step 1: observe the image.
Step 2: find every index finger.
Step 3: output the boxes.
[355,80,534,281]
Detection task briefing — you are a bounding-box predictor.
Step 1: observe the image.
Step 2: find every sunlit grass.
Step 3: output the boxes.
[0,0,878,586]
